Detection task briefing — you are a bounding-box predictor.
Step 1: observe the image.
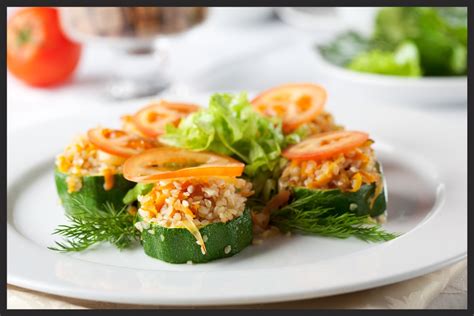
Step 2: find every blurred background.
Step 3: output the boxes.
[7,7,467,130]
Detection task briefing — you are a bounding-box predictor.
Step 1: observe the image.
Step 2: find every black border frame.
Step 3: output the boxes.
[2,1,472,314]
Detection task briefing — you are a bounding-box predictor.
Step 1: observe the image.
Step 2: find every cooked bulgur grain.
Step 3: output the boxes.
[55,134,126,193]
[279,140,381,193]
[137,177,253,229]
[252,225,282,245]
[305,111,343,136]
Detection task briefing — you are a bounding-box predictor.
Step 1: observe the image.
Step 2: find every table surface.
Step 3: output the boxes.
[7,8,467,309]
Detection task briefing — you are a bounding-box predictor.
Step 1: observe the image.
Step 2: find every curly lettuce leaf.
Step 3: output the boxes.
[160,93,287,201]
[321,8,467,77]
[348,41,422,77]
[374,7,467,76]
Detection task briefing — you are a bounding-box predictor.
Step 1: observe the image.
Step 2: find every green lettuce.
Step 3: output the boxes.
[374,7,467,76]
[123,183,154,205]
[348,41,422,77]
[160,92,288,201]
[317,31,373,67]
[319,7,467,77]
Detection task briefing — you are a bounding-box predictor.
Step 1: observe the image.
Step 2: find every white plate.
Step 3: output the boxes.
[313,44,467,107]
[7,94,466,306]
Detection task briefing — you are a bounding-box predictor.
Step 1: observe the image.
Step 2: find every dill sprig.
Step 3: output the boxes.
[49,196,140,252]
[271,190,398,242]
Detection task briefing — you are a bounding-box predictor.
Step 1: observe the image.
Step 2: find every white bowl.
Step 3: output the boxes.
[207,8,274,26]
[314,47,467,107]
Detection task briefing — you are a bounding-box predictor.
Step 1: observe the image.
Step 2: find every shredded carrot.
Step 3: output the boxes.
[103,169,115,191]
[350,173,362,192]
[183,207,195,218]
[152,194,167,215]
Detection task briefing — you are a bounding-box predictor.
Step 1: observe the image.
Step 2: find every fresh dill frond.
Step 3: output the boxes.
[271,196,398,242]
[49,196,139,252]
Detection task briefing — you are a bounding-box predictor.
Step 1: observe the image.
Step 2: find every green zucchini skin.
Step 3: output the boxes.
[141,209,253,264]
[292,183,386,217]
[54,169,135,215]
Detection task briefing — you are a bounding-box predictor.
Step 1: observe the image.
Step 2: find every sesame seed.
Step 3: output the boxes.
[224,245,232,254]
[134,222,143,232]
[138,209,150,218]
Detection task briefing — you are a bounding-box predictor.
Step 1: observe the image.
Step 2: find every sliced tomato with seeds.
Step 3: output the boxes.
[251,83,327,133]
[133,100,200,138]
[123,147,245,183]
[87,128,157,158]
[283,131,369,161]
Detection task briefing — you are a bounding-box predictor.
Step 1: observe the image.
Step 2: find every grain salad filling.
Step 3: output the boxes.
[136,177,253,227]
[135,177,253,254]
[279,140,382,194]
[55,135,125,193]
[306,111,343,136]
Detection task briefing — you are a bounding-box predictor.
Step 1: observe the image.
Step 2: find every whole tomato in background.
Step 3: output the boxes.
[7,7,82,87]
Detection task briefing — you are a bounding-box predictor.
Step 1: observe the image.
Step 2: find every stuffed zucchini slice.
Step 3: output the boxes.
[261,130,396,241]
[279,130,386,219]
[55,127,156,215]
[123,147,254,264]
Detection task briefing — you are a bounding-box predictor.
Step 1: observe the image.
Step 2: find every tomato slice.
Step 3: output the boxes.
[133,100,200,137]
[251,83,327,133]
[87,128,157,158]
[283,131,369,161]
[123,147,245,183]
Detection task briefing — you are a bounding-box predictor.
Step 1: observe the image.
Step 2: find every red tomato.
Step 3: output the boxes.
[283,131,369,161]
[7,7,82,86]
[133,101,200,138]
[87,128,157,158]
[123,147,245,183]
[252,83,327,133]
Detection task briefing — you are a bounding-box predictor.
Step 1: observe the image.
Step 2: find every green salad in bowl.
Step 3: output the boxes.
[318,7,467,77]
